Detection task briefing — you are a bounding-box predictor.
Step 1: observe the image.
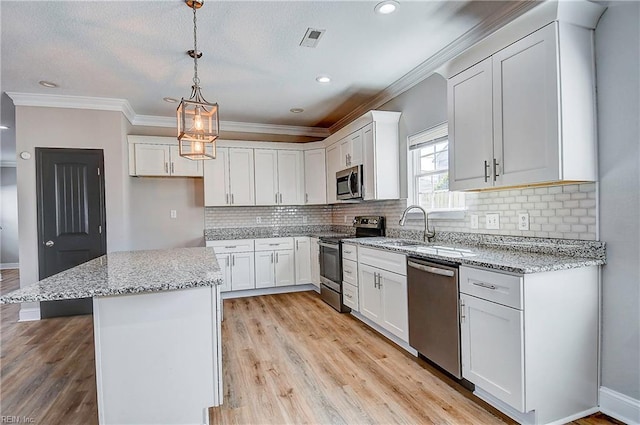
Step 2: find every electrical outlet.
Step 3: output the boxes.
[470,214,479,229]
[256,217,262,224]
[344,215,348,223]
[486,213,500,230]
[518,213,530,231]
[170,210,177,219]
[302,216,308,224]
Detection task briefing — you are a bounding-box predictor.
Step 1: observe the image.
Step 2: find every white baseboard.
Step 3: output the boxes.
[18,306,41,322]
[600,386,640,425]
[221,284,316,300]
[473,387,536,425]
[349,311,418,356]
[0,262,19,270]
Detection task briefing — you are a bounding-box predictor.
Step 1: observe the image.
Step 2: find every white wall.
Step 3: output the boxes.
[596,1,640,402]
[0,166,19,265]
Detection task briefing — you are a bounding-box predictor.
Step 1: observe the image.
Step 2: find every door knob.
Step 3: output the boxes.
[45,240,54,247]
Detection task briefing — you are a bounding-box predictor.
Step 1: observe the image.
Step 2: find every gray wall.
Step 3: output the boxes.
[596,2,640,400]
[14,107,206,293]
[0,166,19,265]
[378,74,448,198]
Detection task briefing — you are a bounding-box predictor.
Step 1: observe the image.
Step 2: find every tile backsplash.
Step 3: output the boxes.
[205,183,597,241]
[205,205,332,228]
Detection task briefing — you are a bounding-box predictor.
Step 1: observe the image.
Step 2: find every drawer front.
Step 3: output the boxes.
[206,239,254,253]
[342,243,357,262]
[342,259,358,286]
[342,282,359,311]
[460,266,523,310]
[254,237,294,252]
[358,246,406,276]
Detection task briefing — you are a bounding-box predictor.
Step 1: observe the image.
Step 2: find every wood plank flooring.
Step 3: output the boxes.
[0,270,623,424]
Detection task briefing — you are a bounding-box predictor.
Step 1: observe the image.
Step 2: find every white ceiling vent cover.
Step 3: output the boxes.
[300,28,325,48]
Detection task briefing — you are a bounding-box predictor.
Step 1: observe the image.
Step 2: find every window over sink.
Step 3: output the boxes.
[408,123,465,214]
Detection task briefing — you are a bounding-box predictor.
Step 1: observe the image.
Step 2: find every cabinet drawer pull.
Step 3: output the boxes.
[344,250,352,254]
[224,246,237,249]
[344,293,352,299]
[472,281,497,290]
[269,243,280,246]
[344,269,352,274]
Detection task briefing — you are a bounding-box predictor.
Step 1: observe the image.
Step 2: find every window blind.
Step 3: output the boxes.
[408,122,448,151]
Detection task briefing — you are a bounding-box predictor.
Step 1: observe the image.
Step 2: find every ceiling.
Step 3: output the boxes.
[0,0,536,161]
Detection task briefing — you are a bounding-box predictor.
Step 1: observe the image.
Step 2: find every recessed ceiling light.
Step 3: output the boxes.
[0,125,9,130]
[316,75,331,84]
[290,108,304,114]
[375,0,399,15]
[38,80,58,88]
[163,97,178,103]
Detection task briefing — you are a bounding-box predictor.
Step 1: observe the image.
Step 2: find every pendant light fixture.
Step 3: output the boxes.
[177,0,219,160]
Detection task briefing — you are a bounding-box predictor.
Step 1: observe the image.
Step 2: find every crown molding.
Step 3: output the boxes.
[6,92,331,138]
[328,0,541,133]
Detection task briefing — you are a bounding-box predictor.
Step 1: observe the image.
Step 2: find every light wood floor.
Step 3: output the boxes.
[1,269,622,424]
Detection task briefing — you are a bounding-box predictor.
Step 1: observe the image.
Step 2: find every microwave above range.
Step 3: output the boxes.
[336,165,363,200]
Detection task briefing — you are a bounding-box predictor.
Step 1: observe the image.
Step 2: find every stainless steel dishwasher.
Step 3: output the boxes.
[407,257,461,378]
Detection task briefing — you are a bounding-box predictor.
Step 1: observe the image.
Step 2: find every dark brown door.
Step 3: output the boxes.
[36,148,106,318]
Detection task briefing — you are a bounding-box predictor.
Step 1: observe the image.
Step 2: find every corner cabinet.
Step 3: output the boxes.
[128,138,203,177]
[324,110,401,203]
[303,149,327,205]
[459,265,599,424]
[204,147,255,206]
[448,22,597,190]
[207,240,256,292]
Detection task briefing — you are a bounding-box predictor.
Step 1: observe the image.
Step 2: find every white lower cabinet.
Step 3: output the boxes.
[208,240,256,292]
[459,265,599,424]
[342,282,358,310]
[255,251,275,289]
[294,237,312,284]
[254,238,295,288]
[358,249,409,343]
[310,238,321,288]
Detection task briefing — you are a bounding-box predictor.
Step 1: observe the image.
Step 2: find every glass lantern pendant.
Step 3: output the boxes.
[177,0,219,160]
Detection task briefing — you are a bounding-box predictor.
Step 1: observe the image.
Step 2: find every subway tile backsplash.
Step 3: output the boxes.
[205,183,598,241]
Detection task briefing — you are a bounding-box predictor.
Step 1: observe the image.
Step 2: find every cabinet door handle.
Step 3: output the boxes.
[231,194,234,204]
[493,158,500,181]
[484,160,490,182]
[276,252,279,263]
[165,162,169,174]
[275,193,278,204]
[305,193,309,204]
[225,256,229,267]
[232,254,235,266]
[171,162,175,174]
[472,281,497,290]
[460,299,466,323]
[279,193,283,204]
[296,240,299,250]
[271,253,274,263]
[226,194,229,204]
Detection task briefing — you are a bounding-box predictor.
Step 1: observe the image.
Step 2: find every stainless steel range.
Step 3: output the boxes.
[318,216,385,312]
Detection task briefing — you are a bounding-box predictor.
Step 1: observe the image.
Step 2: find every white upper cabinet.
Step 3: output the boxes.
[303,149,327,205]
[448,58,494,191]
[325,144,341,204]
[204,147,255,206]
[130,141,203,177]
[254,149,304,205]
[448,21,597,191]
[324,110,401,203]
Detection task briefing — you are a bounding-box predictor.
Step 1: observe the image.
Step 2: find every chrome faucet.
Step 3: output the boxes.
[399,205,435,242]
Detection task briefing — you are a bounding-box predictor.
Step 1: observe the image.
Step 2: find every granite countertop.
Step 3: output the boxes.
[0,247,222,304]
[345,237,605,274]
[204,225,354,241]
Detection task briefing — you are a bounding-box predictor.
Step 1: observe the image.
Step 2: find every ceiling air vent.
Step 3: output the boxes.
[300,28,325,48]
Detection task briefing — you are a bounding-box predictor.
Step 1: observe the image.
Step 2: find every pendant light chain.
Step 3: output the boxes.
[192,4,200,87]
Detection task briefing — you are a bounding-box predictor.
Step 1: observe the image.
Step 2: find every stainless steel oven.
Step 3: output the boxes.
[318,216,386,313]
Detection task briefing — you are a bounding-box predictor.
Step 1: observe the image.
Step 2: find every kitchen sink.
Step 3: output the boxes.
[380,240,425,247]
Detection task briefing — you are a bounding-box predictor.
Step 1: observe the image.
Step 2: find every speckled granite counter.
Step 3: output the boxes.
[0,247,222,304]
[205,225,354,241]
[344,237,605,274]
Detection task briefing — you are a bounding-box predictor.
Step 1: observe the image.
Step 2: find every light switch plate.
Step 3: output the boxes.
[302,216,308,224]
[518,213,530,230]
[170,210,177,219]
[486,213,500,230]
[256,217,262,224]
[470,214,479,229]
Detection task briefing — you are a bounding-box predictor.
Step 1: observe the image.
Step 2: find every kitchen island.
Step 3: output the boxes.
[0,247,223,425]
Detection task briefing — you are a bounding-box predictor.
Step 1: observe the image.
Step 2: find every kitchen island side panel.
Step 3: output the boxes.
[93,285,220,425]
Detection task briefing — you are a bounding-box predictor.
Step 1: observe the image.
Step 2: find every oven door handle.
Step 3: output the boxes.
[408,261,455,277]
[348,170,355,197]
[319,242,339,249]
